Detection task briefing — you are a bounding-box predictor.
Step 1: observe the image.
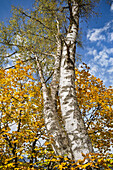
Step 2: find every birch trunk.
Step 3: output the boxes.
[59,0,94,161]
[50,33,62,110]
[35,55,74,159]
[35,1,99,167]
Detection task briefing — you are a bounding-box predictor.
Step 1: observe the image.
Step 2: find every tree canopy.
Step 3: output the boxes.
[0,0,113,169]
[0,62,112,169]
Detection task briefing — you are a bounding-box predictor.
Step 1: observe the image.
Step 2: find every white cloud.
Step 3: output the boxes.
[87,49,97,56]
[89,64,99,75]
[87,29,106,42]
[94,51,108,62]
[109,32,113,41]
[87,47,113,68]
[101,76,108,85]
[98,57,109,67]
[106,47,113,54]
[109,76,113,84]
[94,55,101,61]
[86,46,113,86]
[107,67,113,73]
[83,20,113,87]
[87,20,113,42]
[111,3,113,11]
[99,50,108,58]
[109,58,113,65]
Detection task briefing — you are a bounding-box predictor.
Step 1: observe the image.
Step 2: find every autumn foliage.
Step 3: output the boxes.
[0,62,112,169]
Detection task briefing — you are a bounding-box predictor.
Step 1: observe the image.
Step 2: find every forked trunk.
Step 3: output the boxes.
[59,0,94,161]
[36,0,98,167]
[35,55,74,159]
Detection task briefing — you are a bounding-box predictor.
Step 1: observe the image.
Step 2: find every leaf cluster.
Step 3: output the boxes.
[0,63,112,169]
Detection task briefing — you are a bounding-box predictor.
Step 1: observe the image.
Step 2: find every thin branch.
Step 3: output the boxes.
[4,57,35,70]
[3,135,13,149]
[56,17,60,34]
[86,104,102,129]
[25,31,55,43]
[0,41,35,54]
[0,41,23,48]
[17,110,22,132]
[34,54,46,88]
[11,96,20,102]
[45,71,54,84]
[1,40,56,59]
[41,52,55,58]
[4,65,16,70]
[0,51,17,58]
[3,134,17,165]
[18,8,52,31]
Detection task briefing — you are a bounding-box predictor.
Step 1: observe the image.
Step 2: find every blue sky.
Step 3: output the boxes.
[78,0,113,87]
[0,0,33,22]
[0,0,113,87]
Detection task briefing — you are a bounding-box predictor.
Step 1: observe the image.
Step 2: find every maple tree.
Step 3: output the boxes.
[0,0,113,169]
[0,62,112,169]
[0,62,45,169]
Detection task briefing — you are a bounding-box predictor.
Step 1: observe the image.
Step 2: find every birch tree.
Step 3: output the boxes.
[0,0,107,168]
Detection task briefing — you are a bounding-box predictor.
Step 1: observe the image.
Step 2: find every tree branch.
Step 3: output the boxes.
[45,71,54,84]
[18,8,52,31]
[0,51,17,58]
[34,54,47,90]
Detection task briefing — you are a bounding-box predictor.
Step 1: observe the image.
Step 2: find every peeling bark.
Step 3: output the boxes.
[59,0,94,161]
[35,1,100,168]
[35,55,74,159]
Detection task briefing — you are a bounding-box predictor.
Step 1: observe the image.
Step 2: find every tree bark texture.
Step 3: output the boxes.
[35,55,74,159]
[36,0,96,165]
[59,0,94,161]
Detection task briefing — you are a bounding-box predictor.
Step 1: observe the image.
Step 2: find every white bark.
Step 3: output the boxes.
[35,1,100,168]
[59,0,94,161]
[50,36,61,108]
[35,55,74,159]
